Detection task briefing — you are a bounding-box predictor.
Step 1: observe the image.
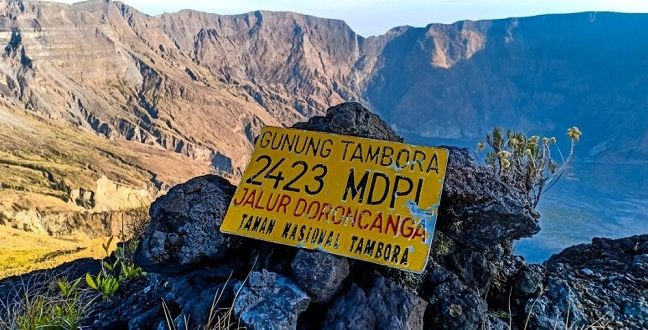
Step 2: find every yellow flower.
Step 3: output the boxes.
[497,151,511,159]
[509,138,519,146]
[567,127,582,141]
[524,149,533,156]
[529,136,540,144]
[500,158,511,169]
[477,142,485,151]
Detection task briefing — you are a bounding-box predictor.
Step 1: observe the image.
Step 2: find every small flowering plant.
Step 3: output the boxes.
[478,126,581,208]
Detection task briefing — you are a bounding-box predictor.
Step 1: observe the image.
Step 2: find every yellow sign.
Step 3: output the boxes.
[220,127,449,273]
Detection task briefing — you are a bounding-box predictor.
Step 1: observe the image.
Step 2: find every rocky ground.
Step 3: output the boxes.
[1,103,647,329]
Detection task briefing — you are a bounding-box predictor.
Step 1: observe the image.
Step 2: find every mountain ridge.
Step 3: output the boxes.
[5,1,648,162]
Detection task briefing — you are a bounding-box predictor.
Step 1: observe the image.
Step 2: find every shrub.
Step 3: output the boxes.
[478,126,581,207]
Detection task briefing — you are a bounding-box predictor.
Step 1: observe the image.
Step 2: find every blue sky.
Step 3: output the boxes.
[56,0,648,36]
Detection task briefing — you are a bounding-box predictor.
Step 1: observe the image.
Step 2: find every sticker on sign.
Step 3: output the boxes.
[220,126,449,273]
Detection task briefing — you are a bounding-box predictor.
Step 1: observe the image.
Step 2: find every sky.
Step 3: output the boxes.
[54,0,648,36]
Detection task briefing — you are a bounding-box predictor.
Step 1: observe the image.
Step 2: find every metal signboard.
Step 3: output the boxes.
[221,126,448,273]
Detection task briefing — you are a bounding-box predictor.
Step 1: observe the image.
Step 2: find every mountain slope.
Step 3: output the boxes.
[0,0,280,175]
[0,101,211,234]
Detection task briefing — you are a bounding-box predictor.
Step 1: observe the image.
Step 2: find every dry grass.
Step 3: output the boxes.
[0,226,118,279]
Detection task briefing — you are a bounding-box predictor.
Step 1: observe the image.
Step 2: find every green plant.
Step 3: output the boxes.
[84,236,145,299]
[85,272,120,299]
[2,220,147,328]
[57,278,81,299]
[15,296,54,330]
[478,126,582,207]
[489,309,511,320]
[121,261,145,279]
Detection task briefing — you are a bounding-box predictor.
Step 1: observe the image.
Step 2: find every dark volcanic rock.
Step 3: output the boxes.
[438,147,541,249]
[291,250,349,303]
[292,102,403,142]
[491,235,648,330]
[322,284,376,330]
[134,175,239,274]
[368,276,428,329]
[534,235,648,329]
[546,235,648,274]
[425,263,488,329]
[234,270,311,330]
[445,246,499,295]
[323,276,427,330]
[523,276,588,329]
[515,264,545,297]
[84,276,160,329]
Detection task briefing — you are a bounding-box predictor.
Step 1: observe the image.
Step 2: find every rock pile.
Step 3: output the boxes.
[26,102,646,329]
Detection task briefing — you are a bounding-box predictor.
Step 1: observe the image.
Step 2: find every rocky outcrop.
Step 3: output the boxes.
[292,102,403,142]
[2,102,645,329]
[134,175,239,274]
[527,235,648,329]
[438,147,540,249]
[92,104,646,328]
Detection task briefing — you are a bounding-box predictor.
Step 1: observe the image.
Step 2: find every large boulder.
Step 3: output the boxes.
[438,148,540,249]
[134,175,239,274]
[323,276,427,330]
[233,270,311,330]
